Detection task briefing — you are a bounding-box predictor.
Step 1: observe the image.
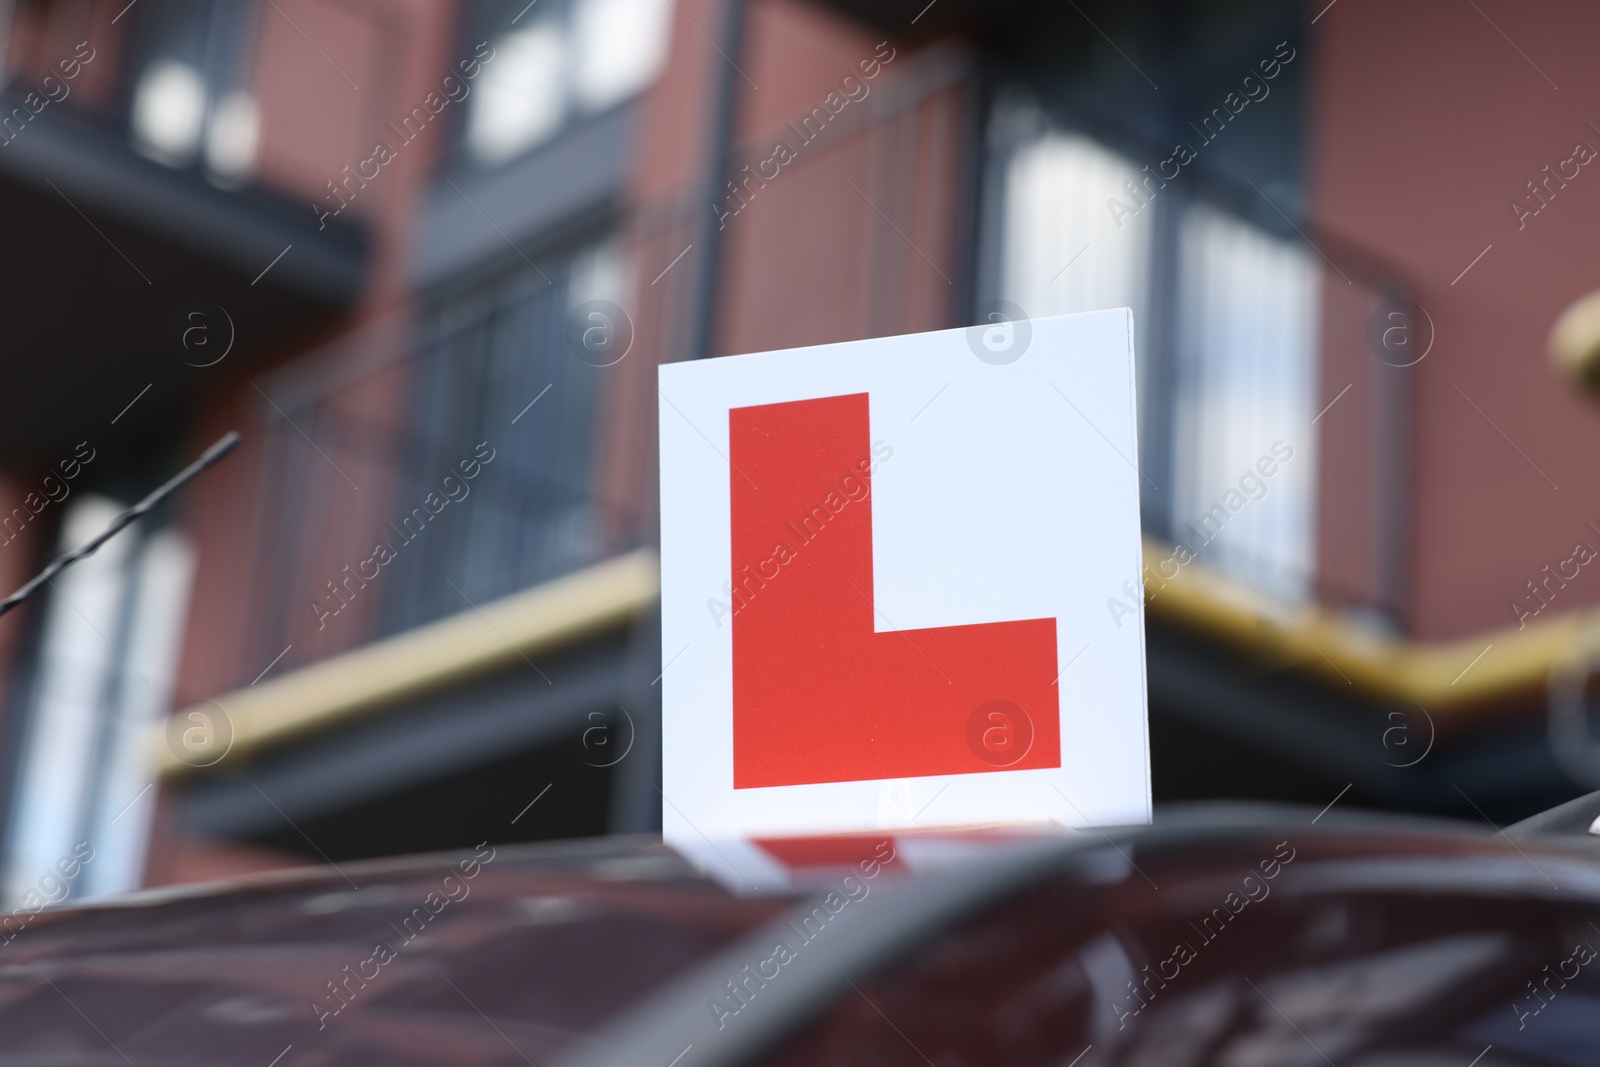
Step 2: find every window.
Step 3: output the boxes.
[464,0,670,165]
[2,499,194,904]
[380,241,626,634]
[570,0,671,111]
[985,85,1318,601]
[990,103,1152,341]
[468,15,566,163]
[987,99,1156,446]
[1171,205,1319,600]
[246,232,636,672]
[127,0,260,183]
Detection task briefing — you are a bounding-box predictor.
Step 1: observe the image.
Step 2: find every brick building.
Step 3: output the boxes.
[1,0,1598,899]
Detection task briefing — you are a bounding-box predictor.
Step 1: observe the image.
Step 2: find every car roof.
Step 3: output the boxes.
[11,805,1600,1067]
[557,806,1600,1067]
[0,835,802,1066]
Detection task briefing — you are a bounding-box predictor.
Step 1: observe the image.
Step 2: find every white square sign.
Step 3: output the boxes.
[658,309,1150,846]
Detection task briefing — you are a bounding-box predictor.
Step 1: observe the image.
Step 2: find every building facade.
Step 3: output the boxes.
[0,0,1598,899]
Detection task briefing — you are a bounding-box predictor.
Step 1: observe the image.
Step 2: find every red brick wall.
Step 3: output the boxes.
[1309,0,1600,638]
[597,0,974,536]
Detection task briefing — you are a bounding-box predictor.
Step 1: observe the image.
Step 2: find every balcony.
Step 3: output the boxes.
[0,0,369,462]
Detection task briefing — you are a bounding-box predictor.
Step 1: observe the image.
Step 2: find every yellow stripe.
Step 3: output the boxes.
[160,539,1585,779]
[1141,538,1589,708]
[158,549,660,777]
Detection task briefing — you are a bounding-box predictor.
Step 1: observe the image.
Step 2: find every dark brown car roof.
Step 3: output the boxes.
[0,836,800,1066]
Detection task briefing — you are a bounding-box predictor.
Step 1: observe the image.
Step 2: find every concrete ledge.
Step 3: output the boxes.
[1142,538,1582,711]
[159,535,1579,782]
[159,549,659,777]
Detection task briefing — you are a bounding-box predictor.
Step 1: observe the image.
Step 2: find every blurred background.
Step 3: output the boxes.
[0,0,1598,903]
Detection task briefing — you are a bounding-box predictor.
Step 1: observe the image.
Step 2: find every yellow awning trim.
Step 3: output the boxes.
[158,549,660,777]
[160,539,1591,779]
[1140,538,1594,710]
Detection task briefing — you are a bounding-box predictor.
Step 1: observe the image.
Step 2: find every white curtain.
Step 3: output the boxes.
[1172,204,1319,601]
[4,499,195,903]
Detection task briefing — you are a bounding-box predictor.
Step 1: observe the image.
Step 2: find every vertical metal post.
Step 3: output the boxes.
[684,0,749,363]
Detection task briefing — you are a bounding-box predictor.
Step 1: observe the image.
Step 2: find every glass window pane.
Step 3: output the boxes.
[995,128,1153,341]
[466,18,567,165]
[572,0,671,113]
[131,59,207,163]
[1171,204,1319,601]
